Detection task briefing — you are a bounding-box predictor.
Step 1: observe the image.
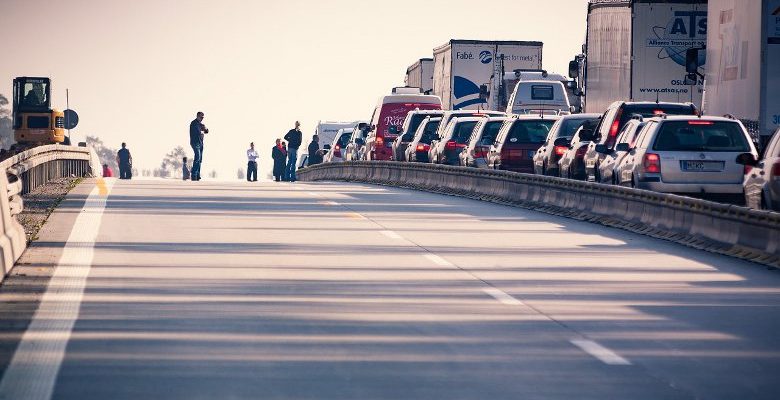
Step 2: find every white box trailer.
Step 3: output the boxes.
[404,59,434,94]
[703,0,780,146]
[582,0,708,113]
[433,40,543,110]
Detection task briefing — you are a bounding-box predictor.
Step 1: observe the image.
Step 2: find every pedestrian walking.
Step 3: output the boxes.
[272,139,287,182]
[307,134,324,166]
[116,142,133,180]
[283,121,303,182]
[183,156,191,181]
[189,111,208,181]
[247,142,259,182]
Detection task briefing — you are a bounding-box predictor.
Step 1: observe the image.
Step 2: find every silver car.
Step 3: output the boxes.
[615,116,759,200]
[460,117,512,168]
[594,118,647,184]
[344,122,370,161]
[322,128,354,163]
[739,128,780,210]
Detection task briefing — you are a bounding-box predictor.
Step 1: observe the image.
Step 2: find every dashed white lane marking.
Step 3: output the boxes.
[570,339,632,366]
[346,212,366,220]
[0,179,115,400]
[483,287,525,306]
[423,254,453,267]
[319,200,339,206]
[380,230,403,240]
[306,192,318,196]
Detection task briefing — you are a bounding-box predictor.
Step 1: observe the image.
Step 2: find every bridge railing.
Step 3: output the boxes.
[0,145,100,280]
[299,161,780,268]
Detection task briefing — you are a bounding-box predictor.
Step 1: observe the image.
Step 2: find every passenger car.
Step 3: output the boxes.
[488,115,559,173]
[322,128,354,163]
[391,109,444,161]
[460,117,511,168]
[739,128,780,211]
[533,113,601,176]
[344,122,370,161]
[614,116,758,201]
[404,117,441,163]
[594,118,647,184]
[429,117,483,165]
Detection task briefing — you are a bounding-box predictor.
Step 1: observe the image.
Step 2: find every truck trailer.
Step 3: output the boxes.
[702,0,780,146]
[579,0,708,114]
[405,59,434,95]
[432,40,543,110]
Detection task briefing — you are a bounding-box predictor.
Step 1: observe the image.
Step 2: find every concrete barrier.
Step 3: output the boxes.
[0,144,100,281]
[299,161,780,268]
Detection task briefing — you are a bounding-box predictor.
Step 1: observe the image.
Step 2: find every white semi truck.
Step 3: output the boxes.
[702,0,780,147]
[432,40,543,110]
[576,0,708,113]
[404,59,434,95]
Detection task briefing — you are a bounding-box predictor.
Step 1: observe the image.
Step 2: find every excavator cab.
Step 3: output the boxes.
[12,77,65,144]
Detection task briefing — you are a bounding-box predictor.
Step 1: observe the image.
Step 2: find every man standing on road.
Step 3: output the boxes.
[246,142,259,182]
[283,121,302,182]
[116,142,132,180]
[189,111,208,181]
[307,134,324,166]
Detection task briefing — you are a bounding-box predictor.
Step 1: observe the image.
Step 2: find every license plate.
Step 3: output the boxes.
[681,160,724,171]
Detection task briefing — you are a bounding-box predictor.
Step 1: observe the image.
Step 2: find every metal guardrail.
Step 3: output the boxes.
[298,161,780,268]
[0,144,100,280]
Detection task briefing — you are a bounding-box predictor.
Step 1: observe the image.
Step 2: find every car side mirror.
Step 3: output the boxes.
[615,143,630,152]
[595,144,611,154]
[553,137,570,147]
[735,153,758,166]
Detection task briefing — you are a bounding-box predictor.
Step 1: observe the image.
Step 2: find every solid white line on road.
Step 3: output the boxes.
[424,254,453,267]
[306,192,319,197]
[483,287,525,306]
[0,179,114,400]
[346,212,367,220]
[380,230,403,240]
[570,339,632,366]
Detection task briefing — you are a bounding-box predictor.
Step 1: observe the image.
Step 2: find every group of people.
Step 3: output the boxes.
[267,121,325,182]
[103,113,326,183]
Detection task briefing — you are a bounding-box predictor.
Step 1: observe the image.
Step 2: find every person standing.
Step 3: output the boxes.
[272,139,287,182]
[283,121,303,182]
[182,156,191,181]
[189,111,208,181]
[116,142,132,180]
[307,134,324,166]
[246,142,259,182]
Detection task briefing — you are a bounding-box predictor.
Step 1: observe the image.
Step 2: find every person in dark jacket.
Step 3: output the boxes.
[189,111,208,181]
[283,121,303,182]
[116,142,132,179]
[272,139,287,182]
[307,135,324,166]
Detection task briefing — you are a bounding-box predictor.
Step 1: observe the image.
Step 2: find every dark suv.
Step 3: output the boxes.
[583,101,698,182]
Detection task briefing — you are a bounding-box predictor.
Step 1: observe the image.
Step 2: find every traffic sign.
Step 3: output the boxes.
[63,109,79,130]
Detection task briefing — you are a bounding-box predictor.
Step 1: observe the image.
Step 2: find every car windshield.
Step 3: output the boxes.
[478,121,504,146]
[405,114,438,136]
[653,121,751,152]
[507,120,555,144]
[453,121,479,144]
[556,117,598,140]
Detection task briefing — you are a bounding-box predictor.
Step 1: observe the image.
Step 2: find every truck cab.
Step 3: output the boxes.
[12,77,65,144]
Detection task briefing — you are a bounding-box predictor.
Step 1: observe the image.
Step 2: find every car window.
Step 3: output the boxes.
[506,120,554,144]
[420,121,441,143]
[453,121,479,144]
[636,122,656,148]
[653,121,750,152]
[557,117,597,140]
[479,121,504,146]
[338,133,351,147]
[598,107,618,137]
[764,132,780,157]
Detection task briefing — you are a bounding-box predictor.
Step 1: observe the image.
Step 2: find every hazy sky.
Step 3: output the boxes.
[1,0,589,177]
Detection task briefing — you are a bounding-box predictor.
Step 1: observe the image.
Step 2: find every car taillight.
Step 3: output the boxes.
[445,140,456,150]
[554,146,567,156]
[334,145,341,158]
[609,108,623,137]
[643,153,661,173]
[416,144,429,152]
[376,136,384,146]
[744,164,753,175]
[688,120,714,125]
[772,161,780,179]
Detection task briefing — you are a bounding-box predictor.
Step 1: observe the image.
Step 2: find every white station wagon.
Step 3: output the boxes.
[614,116,759,200]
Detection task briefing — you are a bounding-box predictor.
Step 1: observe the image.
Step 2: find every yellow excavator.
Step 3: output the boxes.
[12,77,65,145]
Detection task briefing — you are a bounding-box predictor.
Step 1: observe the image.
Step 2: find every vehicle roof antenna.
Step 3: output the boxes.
[655,91,660,104]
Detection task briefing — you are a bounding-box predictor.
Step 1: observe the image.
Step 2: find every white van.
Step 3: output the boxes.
[506,80,572,116]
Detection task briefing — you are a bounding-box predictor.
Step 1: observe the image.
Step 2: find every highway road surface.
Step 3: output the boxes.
[1,178,779,399]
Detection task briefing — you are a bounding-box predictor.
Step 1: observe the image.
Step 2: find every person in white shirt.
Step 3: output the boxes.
[246,142,259,182]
